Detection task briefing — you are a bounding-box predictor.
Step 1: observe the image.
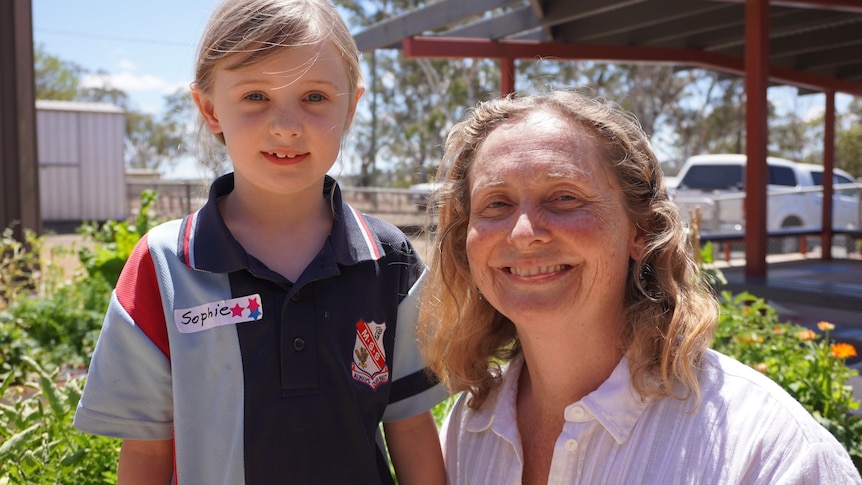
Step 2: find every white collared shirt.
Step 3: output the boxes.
[441,349,861,484]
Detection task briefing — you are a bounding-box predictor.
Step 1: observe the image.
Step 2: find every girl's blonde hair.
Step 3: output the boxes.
[194,0,364,144]
[419,90,719,409]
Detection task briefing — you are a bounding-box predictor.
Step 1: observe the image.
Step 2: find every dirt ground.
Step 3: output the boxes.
[42,233,91,278]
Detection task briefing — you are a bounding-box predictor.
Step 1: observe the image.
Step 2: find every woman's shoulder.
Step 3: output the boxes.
[699,349,843,444]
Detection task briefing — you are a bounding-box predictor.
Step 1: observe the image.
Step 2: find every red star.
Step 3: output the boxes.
[247,297,260,313]
[230,303,244,317]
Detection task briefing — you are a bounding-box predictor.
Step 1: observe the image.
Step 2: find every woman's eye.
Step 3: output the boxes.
[244,92,267,102]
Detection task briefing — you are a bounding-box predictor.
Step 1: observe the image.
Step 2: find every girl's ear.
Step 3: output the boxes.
[344,86,365,130]
[191,83,221,134]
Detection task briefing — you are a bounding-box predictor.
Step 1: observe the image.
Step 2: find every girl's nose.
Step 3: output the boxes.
[270,108,301,138]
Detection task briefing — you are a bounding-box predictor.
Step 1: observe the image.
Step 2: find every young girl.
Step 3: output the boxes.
[73,1,447,483]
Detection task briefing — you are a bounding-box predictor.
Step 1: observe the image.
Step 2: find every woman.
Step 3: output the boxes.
[419,90,860,484]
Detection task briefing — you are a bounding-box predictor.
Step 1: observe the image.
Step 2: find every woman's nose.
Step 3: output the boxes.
[508,209,550,247]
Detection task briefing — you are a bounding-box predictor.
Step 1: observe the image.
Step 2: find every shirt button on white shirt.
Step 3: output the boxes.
[565,405,586,421]
[565,439,578,453]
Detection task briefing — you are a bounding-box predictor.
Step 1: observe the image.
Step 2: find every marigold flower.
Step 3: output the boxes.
[831,343,857,359]
[817,321,835,332]
[797,329,816,341]
[737,332,763,344]
[772,327,784,334]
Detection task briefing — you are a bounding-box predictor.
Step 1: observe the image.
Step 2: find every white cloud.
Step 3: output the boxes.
[117,59,138,71]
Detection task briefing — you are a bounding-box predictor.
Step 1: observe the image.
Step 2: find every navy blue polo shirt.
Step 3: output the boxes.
[74,173,448,484]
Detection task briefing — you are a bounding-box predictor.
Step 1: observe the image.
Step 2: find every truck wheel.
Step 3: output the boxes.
[779,217,804,254]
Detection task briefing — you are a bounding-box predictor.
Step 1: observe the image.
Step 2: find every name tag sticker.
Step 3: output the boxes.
[174,294,263,334]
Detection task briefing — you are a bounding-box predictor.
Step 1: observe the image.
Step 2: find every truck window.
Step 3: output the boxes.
[768,165,797,186]
[679,165,743,190]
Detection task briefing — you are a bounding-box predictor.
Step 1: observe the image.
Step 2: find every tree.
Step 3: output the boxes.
[34,47,189,174]
[34,43,82,100]
[836,98,862,177]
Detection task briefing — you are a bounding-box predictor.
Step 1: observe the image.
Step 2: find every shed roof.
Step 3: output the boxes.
[353,0,862,96]
[35,99,125,114]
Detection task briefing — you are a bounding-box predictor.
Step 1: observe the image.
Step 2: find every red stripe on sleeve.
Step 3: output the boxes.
[115,234,171,359]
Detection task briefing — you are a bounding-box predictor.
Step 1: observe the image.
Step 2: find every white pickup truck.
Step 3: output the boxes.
[668,154,861,239]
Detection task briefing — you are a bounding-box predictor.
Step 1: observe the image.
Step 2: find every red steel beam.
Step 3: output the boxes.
[402,36,862,96]
[716,0,862,13]
[744,0,770,278]
[822,90,836,259]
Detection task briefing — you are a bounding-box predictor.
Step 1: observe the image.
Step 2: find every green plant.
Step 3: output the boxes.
[0,275,110,378]
[0,227,43,309]
[711,291,862,468]
[77,189,160,287]
[0,357,120,483]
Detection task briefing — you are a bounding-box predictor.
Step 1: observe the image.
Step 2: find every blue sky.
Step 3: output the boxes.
[31,1,858,178]
[33,0,221,116]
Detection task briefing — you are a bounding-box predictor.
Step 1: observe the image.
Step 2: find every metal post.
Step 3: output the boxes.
[0,0,41,240]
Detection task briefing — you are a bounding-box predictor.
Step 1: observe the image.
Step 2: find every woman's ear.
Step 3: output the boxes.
[629,221,648,261]
[191,83,221,134]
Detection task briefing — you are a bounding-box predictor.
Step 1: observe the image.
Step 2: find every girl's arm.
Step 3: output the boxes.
[384,411,446,485]
[117,439,174,485]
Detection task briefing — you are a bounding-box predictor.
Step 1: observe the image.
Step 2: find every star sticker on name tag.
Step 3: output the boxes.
[173,294,263,334]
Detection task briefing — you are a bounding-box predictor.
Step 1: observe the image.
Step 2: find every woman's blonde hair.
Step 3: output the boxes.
[419,90,719,409]
[193,0,363,144]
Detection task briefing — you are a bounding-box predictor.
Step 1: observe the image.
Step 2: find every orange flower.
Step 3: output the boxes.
[817,321,835,332]
[831,343,857,359]
[737,332,763,344]
[772,327,785,334]
[753,363,768,374]
[797,329,817,341]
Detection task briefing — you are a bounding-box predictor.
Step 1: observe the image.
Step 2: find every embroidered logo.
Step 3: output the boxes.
[174,294,263,334]
[351,320,390,389]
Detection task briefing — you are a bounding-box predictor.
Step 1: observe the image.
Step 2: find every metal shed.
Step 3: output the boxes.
[36,99,127,226]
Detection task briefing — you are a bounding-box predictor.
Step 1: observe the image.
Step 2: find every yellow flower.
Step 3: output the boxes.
[772,327,784,334]
[753,363,768,374]
[797,329,817,341]
[817,321,835,332]
[831,343,857,359]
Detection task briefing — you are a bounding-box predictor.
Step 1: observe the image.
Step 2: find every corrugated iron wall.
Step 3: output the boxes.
[36,101,127,223]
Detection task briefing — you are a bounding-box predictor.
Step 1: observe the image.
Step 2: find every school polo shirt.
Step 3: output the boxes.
[74,173,448,485]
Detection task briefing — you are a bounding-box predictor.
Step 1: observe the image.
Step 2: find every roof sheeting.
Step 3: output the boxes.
[353,0,862,95]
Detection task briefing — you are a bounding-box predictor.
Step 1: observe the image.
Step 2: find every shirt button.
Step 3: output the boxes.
[565,439,578,453]
[293,337,306,351]
[565,406,585,421]
[291,291,301,302]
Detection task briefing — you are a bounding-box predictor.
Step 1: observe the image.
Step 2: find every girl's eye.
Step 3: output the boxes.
[244,92,267,102]
[306,93,326,102]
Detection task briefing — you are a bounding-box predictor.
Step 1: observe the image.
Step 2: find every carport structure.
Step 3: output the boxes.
[353,0,862,280]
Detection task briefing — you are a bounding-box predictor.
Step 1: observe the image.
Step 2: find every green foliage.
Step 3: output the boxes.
[712,291,862,468]
[0,276,111,379]
[33,43,83,101]
[0,357,120,483]
[77,189,159,287]
[0,227,43,309]
[0,191,165,481]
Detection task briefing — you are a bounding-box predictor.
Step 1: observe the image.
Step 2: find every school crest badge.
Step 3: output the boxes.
[351,319,390,389]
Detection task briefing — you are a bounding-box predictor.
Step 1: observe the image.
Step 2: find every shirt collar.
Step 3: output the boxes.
[183,173,385,274]
[465,353,650,445]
